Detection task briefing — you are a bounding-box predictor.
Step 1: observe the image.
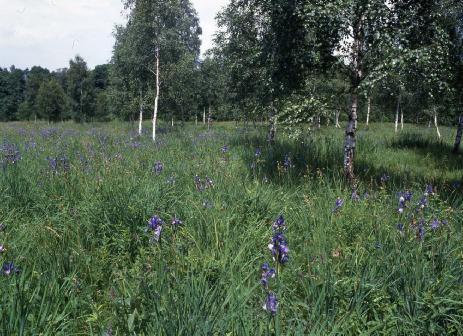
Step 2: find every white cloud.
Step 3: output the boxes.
[0,0,228,70]
[191,0,229,54]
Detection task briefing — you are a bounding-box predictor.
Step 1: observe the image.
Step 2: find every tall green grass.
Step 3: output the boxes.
[0,121,462,335]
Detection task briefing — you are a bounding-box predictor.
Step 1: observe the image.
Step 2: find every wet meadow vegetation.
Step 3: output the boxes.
[0,121,462,335]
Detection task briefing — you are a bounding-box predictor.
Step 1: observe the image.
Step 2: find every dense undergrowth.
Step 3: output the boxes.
[0,121,462,335]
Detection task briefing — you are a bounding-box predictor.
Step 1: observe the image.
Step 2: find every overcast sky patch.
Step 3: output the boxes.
[0,0,228,70]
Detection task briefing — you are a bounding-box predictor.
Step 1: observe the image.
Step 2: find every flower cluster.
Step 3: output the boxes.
[153,161,164,175]
[263,292,279,316]
[261,215,290,316]
[398,191,412,213]
[147,215,164,243]
[47,155,70,174]
[147,215,184,244]
[332,198,344,213]
[283,154,293,172]
[268,232,289,265]
[380,173,390,184]
[2,262,19,276]
[194,175,214,191]
[220,145,229,154]
[1,143,21,165]
[261,262,276,289]
[395,185,447,242]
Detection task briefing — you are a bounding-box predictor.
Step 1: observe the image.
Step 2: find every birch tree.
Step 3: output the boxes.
[114,0,201,141]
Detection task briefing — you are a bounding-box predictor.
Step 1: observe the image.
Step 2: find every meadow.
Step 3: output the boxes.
[0,121,462,335]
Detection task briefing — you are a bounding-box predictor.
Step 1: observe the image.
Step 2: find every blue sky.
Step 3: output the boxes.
[0,0,228,70]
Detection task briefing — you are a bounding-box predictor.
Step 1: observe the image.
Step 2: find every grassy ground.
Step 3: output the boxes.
[0,121,462,335]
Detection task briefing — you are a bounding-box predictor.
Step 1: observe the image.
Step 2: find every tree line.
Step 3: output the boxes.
[1,0,462,181]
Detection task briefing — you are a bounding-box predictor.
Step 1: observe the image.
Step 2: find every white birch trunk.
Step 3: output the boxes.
[207,104,211,130]
[335,110,341,128]
[138,89,143,136]
[400,110,404,131]
[366,96,371,126]
[434,108,441,140]
[203,107,206,124]
[195,115,198,125]
[395,95,401,133]
[171,117,174,127]
[152,48,160,142]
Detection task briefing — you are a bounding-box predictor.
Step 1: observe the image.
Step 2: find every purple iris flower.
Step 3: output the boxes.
[47,155,70,174]
[153,161,163,175]
[261,262,276,288]
[351,191,361,201]
[148,215,164,243]
[398,196,406,214]
[424,185,434,196]
[255,148,262,157]
[205,176,214,189]
[397,223,405,235]
[171,217,183,227]
[220,145,229,154]
[283,154,293,171]
[417,196,428,210]
[268,232,289,264]
[417,220,426,241]
[263,292,278,316]
[272,215,286,232]
[2,262,19,276]
[333,198,344,213]
[1,143,21,164]
[194,175,204,191]
[430,219,440,230]
[380,174,390,184]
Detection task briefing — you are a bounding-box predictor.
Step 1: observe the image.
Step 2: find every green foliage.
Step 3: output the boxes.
[36,79,68,122]
[0,121,462,334]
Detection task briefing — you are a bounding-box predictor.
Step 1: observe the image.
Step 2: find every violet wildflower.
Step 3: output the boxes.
[148,215,164,243]
[272,215,286,232]
[2,262,19,276]
[263,292,278,316]
[171,216,183,227]
[153,161,163,175]
[380,174,390,184]
[333,198,344,213]
[351,190,361,201]
[398,196,406,214]
[430,219,440,231]
[260,262,276,288]
[1,143,21,164]
[417,196,428,210]
[268,232,289,264]
[194,175,204,191]
[220,145,229,154]
[424,184,434,196]
[417,220,426,241]
[0,245,5,253]
[47,155,70,174]
[397,223,405,235]
[205,176,214,189]
[255,148,262,157]
[283,154,293,171]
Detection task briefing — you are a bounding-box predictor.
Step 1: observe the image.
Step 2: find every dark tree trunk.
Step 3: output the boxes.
[453,115,463,153]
